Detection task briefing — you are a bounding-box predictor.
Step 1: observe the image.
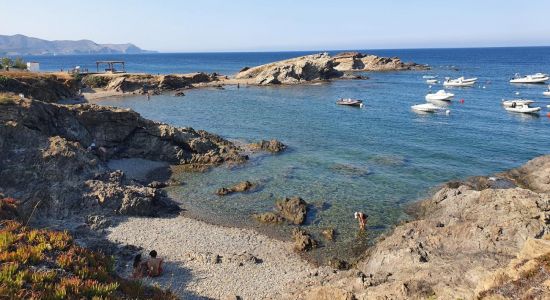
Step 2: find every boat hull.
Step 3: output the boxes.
[504,107,541,114]
[443,81,475,87]
[510,77,549,84]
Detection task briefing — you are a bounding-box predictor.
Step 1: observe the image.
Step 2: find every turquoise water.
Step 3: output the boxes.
[88,48,550,263]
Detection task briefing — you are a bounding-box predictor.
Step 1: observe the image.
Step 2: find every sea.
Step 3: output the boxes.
[24,47,550,263]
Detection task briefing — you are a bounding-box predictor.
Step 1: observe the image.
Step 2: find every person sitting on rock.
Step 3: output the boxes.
[146,250,163,277]
[131,254,147,279]
[354,211,368,230]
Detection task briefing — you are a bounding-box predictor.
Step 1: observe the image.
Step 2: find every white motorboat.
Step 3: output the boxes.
[425,90,454,101]
[501,99,535,108]
[505,104,541,114]
[543,86,550,96]
[411,103,442,113]
[510,73,549,84]
[426,79,438,84]
[422,75,437,79]
[336,98,363,107]
[457,76,478,82]
[443,77,476,87]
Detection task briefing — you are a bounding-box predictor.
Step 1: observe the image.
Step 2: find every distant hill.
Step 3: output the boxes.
[0,34,156,56]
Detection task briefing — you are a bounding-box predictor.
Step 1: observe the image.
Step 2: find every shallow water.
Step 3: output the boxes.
[86,47,550,263]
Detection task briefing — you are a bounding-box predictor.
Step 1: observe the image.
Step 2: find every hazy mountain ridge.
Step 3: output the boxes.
[0,34,156,55]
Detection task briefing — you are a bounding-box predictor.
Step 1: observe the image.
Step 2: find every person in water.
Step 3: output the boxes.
[354,211,368,230]
[132,254,147,279]
[146,250,163,277]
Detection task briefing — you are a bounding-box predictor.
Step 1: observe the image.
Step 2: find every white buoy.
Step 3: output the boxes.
[482,86,486,89]
[359,103,364,108]
[515,91,520,95]
[445,110,451,115]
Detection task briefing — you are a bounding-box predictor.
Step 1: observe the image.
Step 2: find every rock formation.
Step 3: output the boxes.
[284,155,550,299]
[0,98,246,221]
[0,72,79,102]
[292,228,318,252]
[254,196,308,225]
[249,139,287,153]
[216,181,256,196]
[235,52,427,85]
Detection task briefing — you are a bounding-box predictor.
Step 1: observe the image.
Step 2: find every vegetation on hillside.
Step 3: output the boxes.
[0,197,176,299]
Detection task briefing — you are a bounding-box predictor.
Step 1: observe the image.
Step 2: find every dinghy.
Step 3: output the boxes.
[543,86,550,96]
[505,104,541,114]
[443,77,476,87]
[501,99,535,108]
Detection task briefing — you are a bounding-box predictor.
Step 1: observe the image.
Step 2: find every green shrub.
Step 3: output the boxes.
[82,75,110,88]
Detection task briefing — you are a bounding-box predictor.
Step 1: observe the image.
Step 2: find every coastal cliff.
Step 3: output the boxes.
[286,155,550,299]
[235,52,428,85]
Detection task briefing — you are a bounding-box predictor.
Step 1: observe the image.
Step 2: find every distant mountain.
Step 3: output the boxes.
[0,34,156,56]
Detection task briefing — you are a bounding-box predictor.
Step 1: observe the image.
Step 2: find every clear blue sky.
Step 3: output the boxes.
[2,0,550,52]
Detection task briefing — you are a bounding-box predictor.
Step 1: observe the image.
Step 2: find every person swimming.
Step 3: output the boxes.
[354,211,368,230]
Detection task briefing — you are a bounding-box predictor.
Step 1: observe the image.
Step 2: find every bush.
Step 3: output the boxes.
[82,75,110,88]
[13,58,27,70]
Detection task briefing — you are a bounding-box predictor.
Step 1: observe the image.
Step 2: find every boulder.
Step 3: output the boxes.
[250,139,287,153]
[275,196,308,225]
[292,228,317,252]
[322,228,335,241]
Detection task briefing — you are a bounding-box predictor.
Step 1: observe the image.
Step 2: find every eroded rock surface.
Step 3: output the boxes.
[0,99,246,221]
[235,52,427,85]
[283,155,550,299]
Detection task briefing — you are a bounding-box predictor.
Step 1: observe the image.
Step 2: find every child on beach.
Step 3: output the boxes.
[354,211,368,230]
[146,250,163,277]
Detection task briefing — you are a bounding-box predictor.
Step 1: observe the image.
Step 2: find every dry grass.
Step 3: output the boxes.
[0,93,19,105]
[0,219,177,299]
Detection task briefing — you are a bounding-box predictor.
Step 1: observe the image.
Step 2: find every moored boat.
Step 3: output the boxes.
[543,86,550,96]
[510,73,549,84]
[425,90,454,101]
[501,99,535,107]
[411,103,442,113]
[426,79,438,84]
[443,77,476,87]
[504,104,541,114]
[336,98,363,107]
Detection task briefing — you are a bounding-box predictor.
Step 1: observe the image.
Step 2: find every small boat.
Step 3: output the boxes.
[510,73,549,84]
[502,99,535,107]
[543,86,550,96]
[426,79,438,84]
[423,75,438,79]
[336,98,363,107]
[411,103,442,113]
[443,77,476,87]
[425,90,454,101]
[505,104,541,114]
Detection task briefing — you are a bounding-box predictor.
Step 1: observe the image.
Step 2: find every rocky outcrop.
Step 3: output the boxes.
[82,72,216,95]
[0,99,246,221]
[249,139,287,153]
[235,52,427,85]
[276,197,308,225]
[292,228,318,252]
[216,181,256,196]
[283,155,550,299]
[332,51,427,72]
[253,196,308,225]
[235,53,341,85]
[0,73,79,102]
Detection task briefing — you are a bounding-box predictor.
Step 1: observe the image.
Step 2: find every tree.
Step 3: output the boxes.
[1,57,13,70]
[13,57,27,69]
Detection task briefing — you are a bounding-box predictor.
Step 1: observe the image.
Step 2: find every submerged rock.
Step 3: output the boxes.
[322,228,335,241]
[249,139,287,153]
[253,212,283,224]
[216,180,255,196]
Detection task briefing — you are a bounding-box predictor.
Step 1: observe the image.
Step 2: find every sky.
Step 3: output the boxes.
[2,0,550,52]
